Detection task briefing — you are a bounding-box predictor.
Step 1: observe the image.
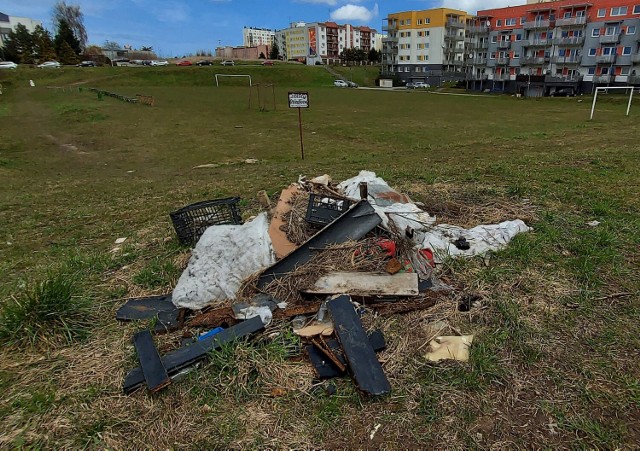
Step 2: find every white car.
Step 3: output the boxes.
[37,61,61,68]
[334,79,348,87]
[414,82,431,88]
[150,60,169,66]
[0,61,18,69]
[221,60,235,66]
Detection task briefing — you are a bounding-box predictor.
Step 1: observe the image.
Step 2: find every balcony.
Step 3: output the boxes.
[551,56,582,64]
[475,41,489,49]
[628,75,640,84]
[633,54,640,63]
[599,33,620,44]
[616,55,632,65]
[521,56,549,65]
[526,39,549,47]
[552,36,585,46]
[545,75,582,83]
[469,57,487,65]
[443,59,463,66]
[555,16,587,27]
[447,19,465,28]
[497,40,511,49]
[496,57,510,64]
[596,54,615,64]
[464,37,474,44]
[592,75,611,83]
[382,24,397,32]
[493,73,512,81]
[467,25,490,34]
[445,32,464,41]
[523,20,551,30]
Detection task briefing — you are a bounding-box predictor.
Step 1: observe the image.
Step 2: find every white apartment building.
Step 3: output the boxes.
[276,21,378,64]
[243,26,275,47]
[0,12,42,48]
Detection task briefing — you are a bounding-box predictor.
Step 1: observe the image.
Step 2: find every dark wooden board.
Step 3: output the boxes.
[257,200,381,288]
[327,295,391,396]
[116,294,176,320]
[306,331,386,380]
[132,330,170,392]
[123,316,264,394]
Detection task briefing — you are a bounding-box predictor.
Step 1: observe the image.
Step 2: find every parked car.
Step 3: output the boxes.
[334,79,348,87]
[551,87,576,97]
[406,81,430,89]
[176,60,192,66]
[37,61,61,68]
[346,81,359,88]
[76,60,96,67]
[196,60,214,66]
[151,60,169,66]
[261,60,274,66]
[0,61,18,69]
[221,60,235,66]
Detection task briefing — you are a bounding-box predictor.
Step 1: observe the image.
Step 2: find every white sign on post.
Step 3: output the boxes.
[288,91,309,108]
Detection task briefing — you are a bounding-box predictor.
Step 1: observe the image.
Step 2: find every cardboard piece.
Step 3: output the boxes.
[426,335,474,362]
[268,184,300,259]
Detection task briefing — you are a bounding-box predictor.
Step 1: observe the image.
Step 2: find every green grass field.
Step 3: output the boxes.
[0,65,638,448]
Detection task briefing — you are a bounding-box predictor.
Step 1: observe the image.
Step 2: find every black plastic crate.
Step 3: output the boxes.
[170,197,242,246]
[305,193,352,226]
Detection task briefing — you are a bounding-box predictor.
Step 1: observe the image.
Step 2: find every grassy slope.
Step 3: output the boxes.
[0,66,638,448]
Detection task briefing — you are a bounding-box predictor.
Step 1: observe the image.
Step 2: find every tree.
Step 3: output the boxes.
[102,40,121,51]
[57,40,79,64]
[368,48,380,63]
[269,42,280,60]
[55,20,81,57]
[32,25,57,62]
[2,24,35,63]
[141,46,153,52]
[53,1,87,51]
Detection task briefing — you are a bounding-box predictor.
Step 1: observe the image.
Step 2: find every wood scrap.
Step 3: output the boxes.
[268,184,300,258]
[303,272,419,297]
[132,330,170,392]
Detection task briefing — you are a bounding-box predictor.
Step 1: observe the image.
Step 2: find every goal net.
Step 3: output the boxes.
[214,74,252,87]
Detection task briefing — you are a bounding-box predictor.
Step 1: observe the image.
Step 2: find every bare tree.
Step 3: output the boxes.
[52,1,87,51]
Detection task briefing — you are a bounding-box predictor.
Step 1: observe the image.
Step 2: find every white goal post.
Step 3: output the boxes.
[214,74,252,87]
[589,86,637,120]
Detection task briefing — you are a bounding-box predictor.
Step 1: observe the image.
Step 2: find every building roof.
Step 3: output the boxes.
[324,21,339,28]
[0,12,9,22]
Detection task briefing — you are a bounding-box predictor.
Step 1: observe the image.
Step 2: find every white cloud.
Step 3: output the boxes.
[441,0,514,15]
[330,2,378,22]
[152,1,190,22]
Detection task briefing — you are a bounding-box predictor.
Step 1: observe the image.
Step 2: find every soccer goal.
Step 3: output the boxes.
[589,86,637,120]
[214,74,252,87]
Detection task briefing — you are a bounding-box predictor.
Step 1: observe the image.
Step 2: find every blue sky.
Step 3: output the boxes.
[2,0,510,56]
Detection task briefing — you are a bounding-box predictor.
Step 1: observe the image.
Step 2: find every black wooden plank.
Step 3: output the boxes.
[123,316,264,394]
[116,294,176,321]
[327,295,391,396]
[132,330,170,392]
[257,201,381,288]
[306,331,386,380]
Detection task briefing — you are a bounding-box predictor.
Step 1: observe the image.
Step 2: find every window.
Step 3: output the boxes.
[564,12,572,18]
[605,26,617,35]
[623,46,632,55]
[592,28,600,37]
[516,33,522,41]
[628,25,636,34]
[418,31,424,37]
[588,67,595,75]
[417,19,423,25]
[425,18,431,24]
[621,67,630,75]
[496,19,502,26]
[601,67,609,74]
[559,49,566,56]
[602,46,614,55]
[635,5,640,14]
[514,51,520,58]
[520,17,526,25]
[400,20,404,25]
[588,48,596,56]
[550,14,555,21]
[490,52,496,59]
[577,10,585,17]
[610,6,627,16]
[491,35,497,43]
[506,18,516,26]
[404,66,409,72]
[426,31,430,36]
[597,8,606,17]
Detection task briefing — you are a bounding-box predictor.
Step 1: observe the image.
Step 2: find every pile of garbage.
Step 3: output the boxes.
[117,171,531,396]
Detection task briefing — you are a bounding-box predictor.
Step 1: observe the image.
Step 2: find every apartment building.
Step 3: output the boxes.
[466,0,640,95]
[275,21,378,64]
[381,8,469,85]
[0,12,42,48]
[243,27,275,47]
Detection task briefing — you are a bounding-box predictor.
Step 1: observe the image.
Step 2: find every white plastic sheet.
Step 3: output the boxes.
[172,213,275,310]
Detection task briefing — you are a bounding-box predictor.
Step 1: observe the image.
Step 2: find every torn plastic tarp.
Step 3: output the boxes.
[172,213,275,310]
[422,220,531,262]
[338,171,531,261]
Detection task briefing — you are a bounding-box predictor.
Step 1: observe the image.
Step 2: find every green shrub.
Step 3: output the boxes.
[0,273,91,346]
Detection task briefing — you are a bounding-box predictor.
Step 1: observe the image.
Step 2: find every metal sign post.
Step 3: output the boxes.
[288,91,309,160]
